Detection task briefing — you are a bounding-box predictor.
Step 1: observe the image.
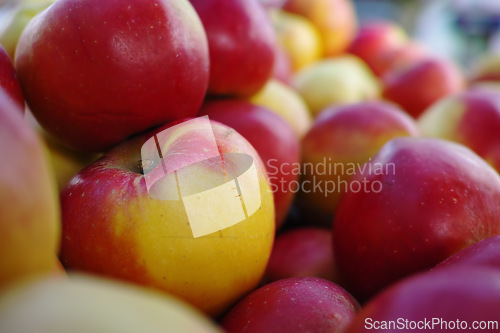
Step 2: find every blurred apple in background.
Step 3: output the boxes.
[293,55,381,117]
[271,45,293,85]
[200,99,300,228]
[270,9,323,72]
[418,90,500,173]
[469,52,500,83]
[264,227,338,283]
[250,79,312,138]
[300,101,418,222]
[382,57,465,118]
[345,268,500,332]
[347,21,407,77]
[222,277,359,333]
[283,0,357,57]
[190,0,275,97]
[334,138,500,302]
[15,0,209,152]
[0,1,55,60]
[0,89,60,288]
[0,44,24,110]
[0,274,222,333]
[60,120,275,316]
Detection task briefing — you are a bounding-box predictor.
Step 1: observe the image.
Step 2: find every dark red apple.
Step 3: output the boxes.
[382,57,464,118]
[333,138,500,302]
[189,0,275,97]
[0,44,23,110]
[222,277,359,333]
[434,235,500,271]
[345,267,500,332]
[264,227,338,283]
[199,99,300,228]
[15,0,209,152]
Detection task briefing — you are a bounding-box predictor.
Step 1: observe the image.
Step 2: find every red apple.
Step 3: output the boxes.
[382,57,465,118]
[60,118,275,316]
[333,138,500,302]
[300,101,418,220]
[264,227,338,283]
[345,267,500,332]
[434,235,500,271]
[347,21,407,77]
[418,90,500,173]
[189,0,275,97]
[0,89,60,288]
[15,0,209,152]
[0,44,23,110]
[222,277,359,333]
[0,274,222,333]
[199,99,300,228]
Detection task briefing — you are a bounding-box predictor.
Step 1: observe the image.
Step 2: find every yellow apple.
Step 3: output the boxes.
[271,9,323,71]
[293,55,381,117]
[250,79,313,137]
[0,274,222,333]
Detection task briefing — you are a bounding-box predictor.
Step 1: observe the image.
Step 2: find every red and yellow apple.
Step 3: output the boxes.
[283,0,357,57]
[222,277,359,333]
[250,79,312,138]
[0,274,222,333]
[300,101,418,219]
[418,90,500,173]
[16,0,209,152]
[60,119,275,316]
[382,57,465,118]
[199,99,300,228]
[334,138,500,301]
[347,21,407,77]
[0,89,60,288]
[190,0,275,97]
[293,55,381,117]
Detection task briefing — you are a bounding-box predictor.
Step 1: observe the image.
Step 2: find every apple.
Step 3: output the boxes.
[283,0,357,57]
[272,45,293,85]
[434,235,500,271]
[15,0,209,152]
[199,99,300,228]
[333,138,500,302]
[418,90,500,172]
[375,41,428,78]
[60,118,275,316]
[293,55,381,117]
[221,277,359,332]
[0,1,55,60]
[189,0,275,97]
[345,267,500,332]
[264,227,338,283]
[347,21,407,77]
[300,101,418,220]
[382,57,465,118]
[270,9,323,72]
[469,52,500,83]
[0,44,24,110]
[250,79,312,138]
[0,89,60,288]
[0,274,222,333]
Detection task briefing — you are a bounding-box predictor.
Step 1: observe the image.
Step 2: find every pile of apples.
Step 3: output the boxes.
[2,0,500,331]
